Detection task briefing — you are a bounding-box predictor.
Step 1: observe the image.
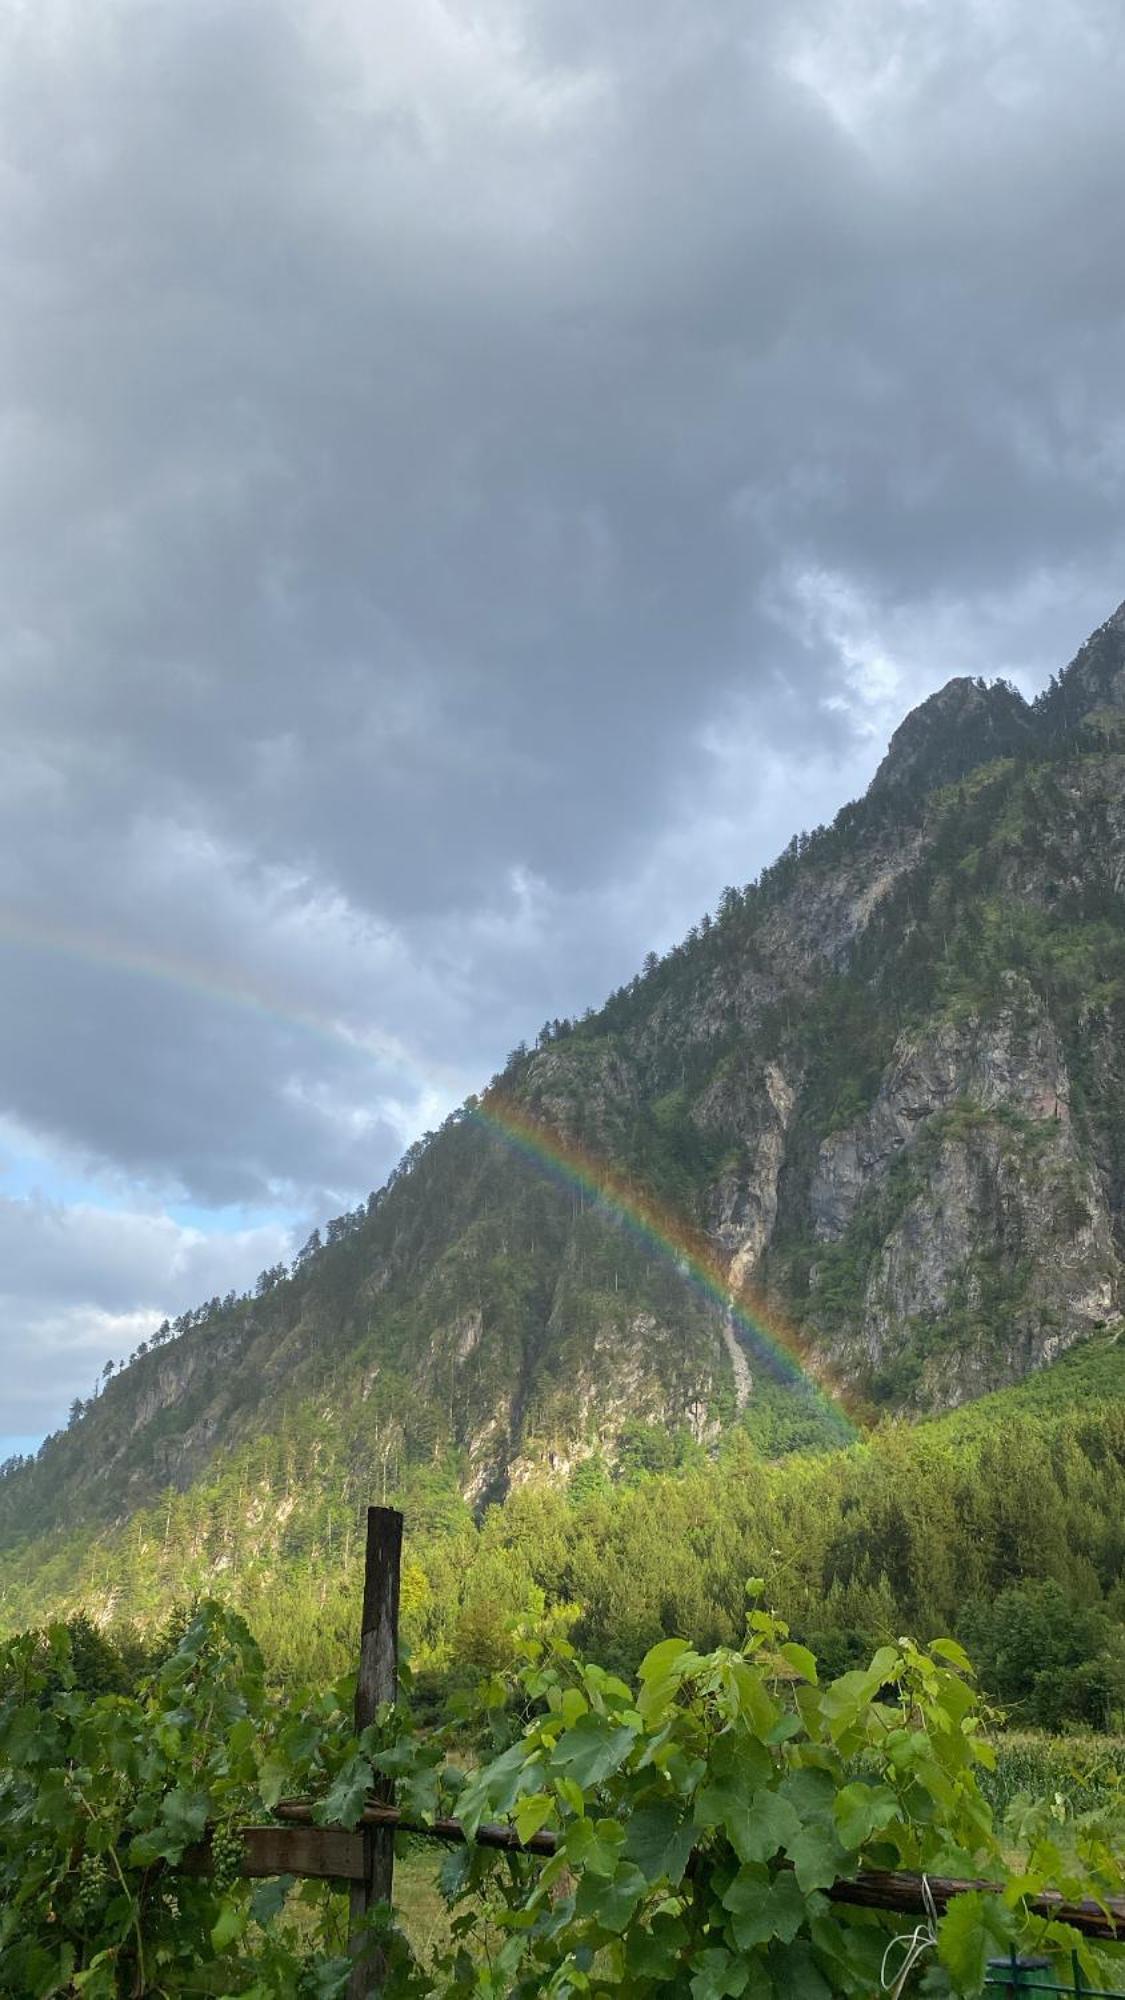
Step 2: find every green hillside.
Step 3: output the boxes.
[4,1333,1124,1734]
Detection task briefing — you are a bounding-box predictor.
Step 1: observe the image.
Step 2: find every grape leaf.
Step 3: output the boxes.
[937,1891,1014,1996]
[574,1859,648,1932]
[550,1713,637,1789]
[723,1867,806,1948]
[833,1780,900,1851]
[210,1899,244,1952]
[786,1823,843,1894]
[313,1755,373,1830]
[690,1945,750,1999]
[622,1800,696,1886]
[565,1816,625,1877]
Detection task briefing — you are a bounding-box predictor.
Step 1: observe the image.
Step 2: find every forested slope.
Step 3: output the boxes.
[3,1334,1124,1731]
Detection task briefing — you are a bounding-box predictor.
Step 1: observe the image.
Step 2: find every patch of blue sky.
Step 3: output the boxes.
[0,1136,296,1241]
[0,1434,42,1461]
[165,1198,298,1236]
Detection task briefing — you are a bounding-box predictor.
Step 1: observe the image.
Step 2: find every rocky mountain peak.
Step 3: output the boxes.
[868,673,1036,796]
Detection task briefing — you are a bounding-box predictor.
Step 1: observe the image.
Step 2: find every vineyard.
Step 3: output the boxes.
[1,1511,1123,1999]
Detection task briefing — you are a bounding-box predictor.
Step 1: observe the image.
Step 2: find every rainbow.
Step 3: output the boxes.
[2,908,858,1434]
[472,1092,859,1437]
[0,906,460,1097]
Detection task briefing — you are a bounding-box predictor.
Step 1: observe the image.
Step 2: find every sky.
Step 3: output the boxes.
[2,0,1124,1454]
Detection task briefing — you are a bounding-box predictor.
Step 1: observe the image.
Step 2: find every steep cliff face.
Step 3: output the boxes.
[4,601,1125,1559]
[804,979,1117,1405]
[704,1060,795,1292]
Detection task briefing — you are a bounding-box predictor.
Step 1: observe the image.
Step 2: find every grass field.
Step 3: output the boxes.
[394,1844,462,1963]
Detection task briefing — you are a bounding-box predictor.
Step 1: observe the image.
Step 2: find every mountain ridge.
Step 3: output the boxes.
[4,598,1125,1581]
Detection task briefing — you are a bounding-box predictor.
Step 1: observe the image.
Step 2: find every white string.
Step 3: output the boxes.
[880,1877,940,1999]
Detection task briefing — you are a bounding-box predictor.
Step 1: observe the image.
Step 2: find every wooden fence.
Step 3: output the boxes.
[212,1506,1125,1996]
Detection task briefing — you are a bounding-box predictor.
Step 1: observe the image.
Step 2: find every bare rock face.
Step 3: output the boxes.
[863,1124,1113,1396]
[810,979,1070,1242]
[755,835,927,975]
[523,1041,640,1152]
[806,979,1118,1404]
[703,1061,796,1290]
[869,677,1037,797]
[463,1411,515,1507]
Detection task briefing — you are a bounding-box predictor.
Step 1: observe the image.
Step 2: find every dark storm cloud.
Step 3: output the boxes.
[1,0,1124,1428]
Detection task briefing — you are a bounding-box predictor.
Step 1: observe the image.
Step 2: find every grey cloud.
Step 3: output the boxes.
[0,0,1121,1255]
[0,1193,292,1436]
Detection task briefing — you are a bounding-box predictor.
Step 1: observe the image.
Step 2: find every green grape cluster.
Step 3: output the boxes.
[209,1820,245,1895]
[71,1852,108,1923]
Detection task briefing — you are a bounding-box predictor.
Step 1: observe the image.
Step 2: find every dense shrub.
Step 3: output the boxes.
[961,1582,1125,1730]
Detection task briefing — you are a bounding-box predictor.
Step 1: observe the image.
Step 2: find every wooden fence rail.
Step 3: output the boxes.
[218,1506,1123,1992]
[236,1804,1125,1945]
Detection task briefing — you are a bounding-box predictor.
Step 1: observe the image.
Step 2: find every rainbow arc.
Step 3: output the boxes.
[474,1093,859,1437]
[2,909,859,1435]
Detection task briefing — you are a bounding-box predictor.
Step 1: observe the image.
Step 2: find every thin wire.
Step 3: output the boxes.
[881,1877,940,1999]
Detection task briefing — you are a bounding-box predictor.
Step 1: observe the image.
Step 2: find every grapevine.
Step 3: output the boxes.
[209,1818,245,1894]
[71,1851,109,1925]
[1,1599,1123,1996]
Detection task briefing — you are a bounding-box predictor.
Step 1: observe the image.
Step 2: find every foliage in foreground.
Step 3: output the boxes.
[3,1601,1125,1999]
[0,1606,358,1998]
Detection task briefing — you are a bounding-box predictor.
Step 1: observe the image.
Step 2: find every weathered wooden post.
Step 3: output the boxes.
[348,1505,403,1999]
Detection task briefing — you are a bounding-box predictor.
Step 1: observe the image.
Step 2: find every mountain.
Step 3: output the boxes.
[868,674,1038,795]
[4,599,1125,1609]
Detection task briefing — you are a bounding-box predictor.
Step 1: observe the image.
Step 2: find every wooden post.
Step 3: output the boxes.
[347,1506,403,1999]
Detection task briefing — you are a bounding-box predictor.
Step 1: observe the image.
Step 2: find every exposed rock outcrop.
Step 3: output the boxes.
[806,980,1118,1404]
[704,1060,796,1288]
[810,979,1070,1242]
[870,676,1037,796]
